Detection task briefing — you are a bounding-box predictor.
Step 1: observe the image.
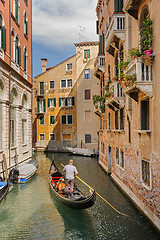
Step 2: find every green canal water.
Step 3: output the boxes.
[0,152,159,240]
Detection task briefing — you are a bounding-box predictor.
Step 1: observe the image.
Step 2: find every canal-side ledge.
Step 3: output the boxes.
[98,161,160,232]
[111,173,160,233]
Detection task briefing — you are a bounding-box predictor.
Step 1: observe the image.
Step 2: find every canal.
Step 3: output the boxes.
[0,152,159,240]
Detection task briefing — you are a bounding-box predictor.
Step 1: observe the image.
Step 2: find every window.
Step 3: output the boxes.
[59,97,74,107]
[142,160,150,187]
[67,79,72,88]
[84,89,91,100]
[61,79,72,88]
[0,14,6,51]
[50,116,55,125]
[120,109,124,130]
[49,81,54,89]
[85,110,91,122]
[101,142,105,154]
[24,47,27,72]
[66,63,72,71]
[24,11,28,37]
[15,36,21,65]
[84,49,90,59]
[120,150,124,168]
[141,100,149,130]
[39,116,44,125]
[39,82,44,95]
[37,99,46,113]
[48,98,56,107]
[114,0,123,13]
[50,133,55,141]
[39,133,45,140]
[84,69,90,79]
[15,0,19,22]
[22,119,27,144]
[10,106,16,147]
[61,80,66,88]
[116,148,119,165]
[24,0,28,5]
[85,134,91,143]
[61,115,73,125]
[115,111,119,129]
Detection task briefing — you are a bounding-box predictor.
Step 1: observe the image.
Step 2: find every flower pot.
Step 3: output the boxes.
[144,50,152,55]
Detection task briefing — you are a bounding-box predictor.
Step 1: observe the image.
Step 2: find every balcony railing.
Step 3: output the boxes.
[94,54,105,78]
[106,14,125,55]
[35,89,45,98]
[35,107,45,115]
[123,57,153,100]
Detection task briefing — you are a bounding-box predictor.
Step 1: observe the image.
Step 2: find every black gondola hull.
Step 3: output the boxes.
[0,182,9,202]
[49,162,96,209]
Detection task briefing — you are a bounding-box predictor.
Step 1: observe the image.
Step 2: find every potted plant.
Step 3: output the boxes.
[139,16,153,55]
[128,47,142,59]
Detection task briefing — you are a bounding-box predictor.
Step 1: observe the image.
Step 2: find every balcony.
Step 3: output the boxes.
[35,107,45,116]
[123,57,153,101]
[106,14,125,56]
[94,54,105,79]
[94,102,105,117]
[35,89,45,98]
[123,0,143,20]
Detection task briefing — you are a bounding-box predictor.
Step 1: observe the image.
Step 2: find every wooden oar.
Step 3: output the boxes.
[61,163,130,218]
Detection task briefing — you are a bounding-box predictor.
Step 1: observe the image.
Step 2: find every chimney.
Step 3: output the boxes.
[41,58,47,73]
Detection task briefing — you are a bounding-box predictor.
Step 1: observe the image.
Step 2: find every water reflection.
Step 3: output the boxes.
[0,152,159,240]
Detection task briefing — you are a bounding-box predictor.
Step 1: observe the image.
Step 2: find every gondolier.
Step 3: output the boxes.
[63,159,78,198]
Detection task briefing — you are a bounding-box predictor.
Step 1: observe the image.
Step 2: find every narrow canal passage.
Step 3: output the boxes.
[0,152,159,240]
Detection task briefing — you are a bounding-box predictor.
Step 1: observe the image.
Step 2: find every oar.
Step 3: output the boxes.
[61,163,130,218]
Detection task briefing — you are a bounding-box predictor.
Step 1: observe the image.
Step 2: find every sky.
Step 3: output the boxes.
[32,0,98,78]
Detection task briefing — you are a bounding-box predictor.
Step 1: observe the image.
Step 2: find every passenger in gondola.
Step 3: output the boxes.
[63,159,78,198]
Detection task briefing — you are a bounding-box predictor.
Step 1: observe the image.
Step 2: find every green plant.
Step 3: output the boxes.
[92,95,101,105]
[128,47,142,58]
[139,16,153,52]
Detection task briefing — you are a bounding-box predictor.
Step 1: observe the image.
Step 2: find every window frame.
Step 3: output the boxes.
[84,69,90,79]
[49,115,55,125]
[66,63,73,71]
[39,133,45,141]
[49,133,55,141]
[61,115,73,125]
[85,134,91,143]
[39,116,45,125]
[49,80,55,89]
[84,89,91,100]
[84,49,90,59]
[141,159,151,189]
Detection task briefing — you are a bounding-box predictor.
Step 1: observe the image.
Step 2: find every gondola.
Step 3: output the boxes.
[49,161,96,209]
[0,180,9,202]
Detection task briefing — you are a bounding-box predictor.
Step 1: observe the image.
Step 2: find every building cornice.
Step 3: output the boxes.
[74,41,99,47]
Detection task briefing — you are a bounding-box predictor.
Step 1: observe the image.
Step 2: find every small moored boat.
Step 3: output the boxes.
[66,147,97,157]
[0,180,9,202]
[49,161,96,209]
[9,159,38,184]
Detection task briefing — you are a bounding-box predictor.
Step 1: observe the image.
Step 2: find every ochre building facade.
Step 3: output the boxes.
[95,0,160,231]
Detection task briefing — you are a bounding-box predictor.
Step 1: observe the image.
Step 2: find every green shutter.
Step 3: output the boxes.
[114,0,118,12]
[16,0,19,22]
[48,98,50,107]
[65,97,68,106]
[24,51,26,71]
[43,99,46,112]
[59,98,61,107]
[119,0,123,11]
[99,35,102,54]
[54,98,56,107]
[72,97,74,106]
[37,100,40,112]
[2,27,6,51]
[18,46,21,66]
[26,21,28,37]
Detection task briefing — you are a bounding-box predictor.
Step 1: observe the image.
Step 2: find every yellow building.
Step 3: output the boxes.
[34,41,99,152]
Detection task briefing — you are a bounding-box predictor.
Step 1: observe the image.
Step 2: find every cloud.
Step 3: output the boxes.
[32,0,98,49]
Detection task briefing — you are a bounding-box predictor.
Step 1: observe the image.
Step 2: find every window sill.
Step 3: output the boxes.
[23,150,29,154]
[11,146,17,150]
[135,130,151,135]
[113,129,125,133]
[142,182,152,191]
[22,144,27,147]
[11,13,20,28]
[24,33,28,40]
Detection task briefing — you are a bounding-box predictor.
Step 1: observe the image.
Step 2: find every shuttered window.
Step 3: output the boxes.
[50,116,55,125]
[59,97,74,107]
[24,12,28,37]
[84,50,90,59]
[85,110,91,122]
[15,0,19,22]
[39,116,44,125]
[48,98,56,107]
[141,100,149,130]
[84,89,91,100]
[61,115,73,124]
[24,47,27,72]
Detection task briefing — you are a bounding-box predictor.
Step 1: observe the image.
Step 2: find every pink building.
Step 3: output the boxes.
[0,0,32,176]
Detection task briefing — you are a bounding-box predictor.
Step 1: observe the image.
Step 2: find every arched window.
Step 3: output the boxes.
[22,93,27,107]
[24,47,27,72]
[0,14,6,51]
[24,11,28,37]
[15,35,21,65]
